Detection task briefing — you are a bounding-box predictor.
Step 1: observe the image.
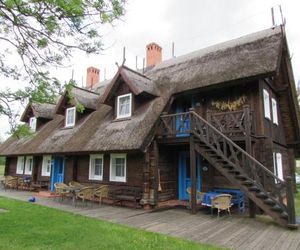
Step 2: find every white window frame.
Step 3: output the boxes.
[29,117,37,132]
[117,93,132,119]
[24,156,33,175]
[65,107,76,127]
[263,89,271,120]
[271,98,278,125]
[89,154,103,181]
[16,156,25,174]
[42,155,52,177]
[273,152,283,181]
[110,153,127,182]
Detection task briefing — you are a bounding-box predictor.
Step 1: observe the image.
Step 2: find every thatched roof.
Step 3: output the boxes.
[0,26,290,156]
[20,102,56,122]
[146,26,283,94]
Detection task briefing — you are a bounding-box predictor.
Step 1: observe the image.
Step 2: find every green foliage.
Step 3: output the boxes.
[0,198,221,250]
[12,124,34,139]
[65,81,86,113]
[0,0,126,133]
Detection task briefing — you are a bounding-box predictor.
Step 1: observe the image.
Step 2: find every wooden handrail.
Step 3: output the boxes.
[190,110,285,184]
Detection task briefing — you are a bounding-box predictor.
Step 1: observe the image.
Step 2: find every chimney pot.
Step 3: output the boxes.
[86,66,100,89]
[146,42,162,67]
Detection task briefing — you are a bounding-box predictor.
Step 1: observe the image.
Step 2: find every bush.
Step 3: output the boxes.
[0,157,4,165]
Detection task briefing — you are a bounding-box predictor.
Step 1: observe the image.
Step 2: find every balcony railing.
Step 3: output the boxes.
[158,105,253,139]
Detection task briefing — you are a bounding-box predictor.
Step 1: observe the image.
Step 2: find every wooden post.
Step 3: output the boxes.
[142,149,151,209]
[244,104,256,218]
[189,109,197,214]
[153,140,159,207]
[286,176,296,226]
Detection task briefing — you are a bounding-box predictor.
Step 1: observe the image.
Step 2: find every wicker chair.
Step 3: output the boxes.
[17,178,26,190]
[94,185,109,205]
[4,176,18,190]
[211,194,232,217]
[54,182,70,201]
[75,187,95,206]
[69,181,84,189]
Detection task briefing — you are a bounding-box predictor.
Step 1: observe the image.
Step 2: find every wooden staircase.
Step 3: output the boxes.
[160,111,297,228]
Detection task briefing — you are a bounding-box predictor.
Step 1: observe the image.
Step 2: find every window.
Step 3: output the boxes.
[24,156,33,175]
[110,154,126,182]
[16,156,25,174]
[117,93,132,119]
[42,155,52,176]
[65,107,76,127]
[273,152,283,181]
[272,98,278,125]
[89,154,103,180]
[263,89,271,119]
[29,117,37,132]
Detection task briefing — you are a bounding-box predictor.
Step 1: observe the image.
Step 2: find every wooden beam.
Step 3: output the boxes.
[286,176,296,227]
[72,156,78,181]
[190,134,197,214]
[153,140,159,207]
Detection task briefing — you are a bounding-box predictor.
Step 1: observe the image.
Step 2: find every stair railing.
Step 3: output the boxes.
[189,110,289,210]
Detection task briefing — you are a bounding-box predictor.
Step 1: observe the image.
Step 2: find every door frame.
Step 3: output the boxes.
[178,151,201,200]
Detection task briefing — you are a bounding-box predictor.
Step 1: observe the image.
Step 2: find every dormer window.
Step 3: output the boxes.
[65,107,76,127]
[29,117,37,132]
[117,93,132,119]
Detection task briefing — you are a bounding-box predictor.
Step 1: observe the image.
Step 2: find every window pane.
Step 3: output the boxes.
[272,98,278,125]
[115,158,125,177]
[67,109,74,125]
[263,89,270,119]
[94,158,102,176]
[118,95,131,117]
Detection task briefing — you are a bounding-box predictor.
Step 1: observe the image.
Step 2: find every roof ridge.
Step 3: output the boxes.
[122,65,151,80]
[72,85,100,95]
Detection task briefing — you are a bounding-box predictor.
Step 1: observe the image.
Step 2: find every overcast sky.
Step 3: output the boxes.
[0,0,299,140]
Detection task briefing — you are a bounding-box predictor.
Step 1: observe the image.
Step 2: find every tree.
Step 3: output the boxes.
[0,0,126,133]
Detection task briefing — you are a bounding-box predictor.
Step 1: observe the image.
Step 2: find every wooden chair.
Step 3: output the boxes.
[75,187,94,206]
[69,181,84,189]
[211,194,232,217]
[94,185,109,205]
[54,182,70,201]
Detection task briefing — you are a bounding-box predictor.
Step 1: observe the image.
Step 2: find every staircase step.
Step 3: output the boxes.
[228,170,240,174]
[242,180,253,186]
[223,165,234,170]
[271,205,284,212]
[256,192,268,198]
[248,185,260,191]
[264,198,276,206]
[235,175,247,180]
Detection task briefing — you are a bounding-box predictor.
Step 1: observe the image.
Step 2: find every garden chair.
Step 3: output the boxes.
[211,194,232,217]
[17,178,26,190]
[69,181,84,189]
[75,187,94,207]
[94,185,109,205]
[4,176,18,191]
[54,182,70,201]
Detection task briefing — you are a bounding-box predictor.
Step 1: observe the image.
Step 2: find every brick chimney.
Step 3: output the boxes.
[86,66,100,89]
[146,42,162,67]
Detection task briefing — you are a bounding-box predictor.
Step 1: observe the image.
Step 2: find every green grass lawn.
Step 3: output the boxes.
[0,197,222,250]
[0,165,4,176]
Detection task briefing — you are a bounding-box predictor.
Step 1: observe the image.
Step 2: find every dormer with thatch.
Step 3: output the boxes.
[101,65,159,121]
[20,102,56,132]
[55,86,99,128]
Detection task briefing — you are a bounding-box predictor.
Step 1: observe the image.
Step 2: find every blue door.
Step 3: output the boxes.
[178,152,201,200]
[175,104,190,137]
[50,156,65,191]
